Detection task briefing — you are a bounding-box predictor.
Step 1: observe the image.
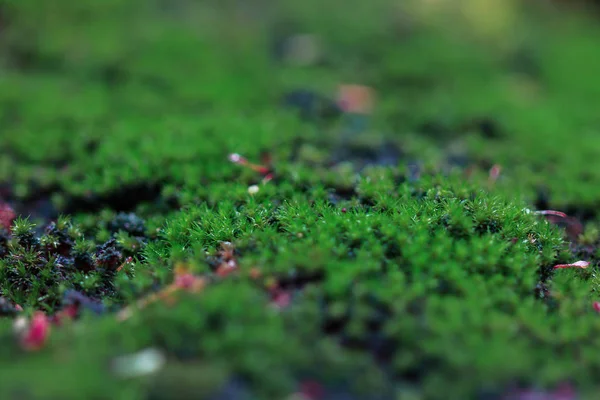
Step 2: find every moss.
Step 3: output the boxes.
[0,214,148,311]
[1,0,600,399]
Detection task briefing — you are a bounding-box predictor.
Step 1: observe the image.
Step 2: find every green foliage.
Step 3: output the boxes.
[2,0,600,399]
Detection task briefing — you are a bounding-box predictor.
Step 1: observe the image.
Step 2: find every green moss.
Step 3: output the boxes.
[2,0,600,399]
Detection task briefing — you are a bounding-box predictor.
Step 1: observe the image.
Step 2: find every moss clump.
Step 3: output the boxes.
[142,176,591,398]
[2,0,600,399]
[3,175,596,399]
[0,215,146,311]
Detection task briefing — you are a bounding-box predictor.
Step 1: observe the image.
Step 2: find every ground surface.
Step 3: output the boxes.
[2,1,600,399]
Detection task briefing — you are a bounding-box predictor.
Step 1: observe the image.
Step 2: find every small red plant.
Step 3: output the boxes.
[593,302,600,313]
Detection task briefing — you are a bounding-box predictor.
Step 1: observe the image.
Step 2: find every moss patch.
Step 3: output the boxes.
[2,1,600,399]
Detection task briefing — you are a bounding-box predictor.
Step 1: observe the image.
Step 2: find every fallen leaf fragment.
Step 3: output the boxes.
[270,289,291,309]
[216,260,238,277]
[0,201,16,230]
[534,210,568,218]
[553,260,589,270]
[337,84,375,114]
[488,164,501,184]
[593,302,600,313]
[249,267,262,280]
[20,311,51,351]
